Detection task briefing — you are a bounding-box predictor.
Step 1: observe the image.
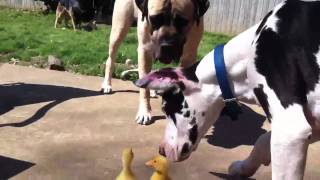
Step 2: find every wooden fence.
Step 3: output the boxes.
[204,0,284,34]
[0,0,45,10]
[0,0,309,35]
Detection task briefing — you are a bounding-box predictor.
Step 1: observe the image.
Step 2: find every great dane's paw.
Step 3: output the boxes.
[228,161,244,176]
[228,161,253,177]
[136,111,154,125]
[101,84,112,94]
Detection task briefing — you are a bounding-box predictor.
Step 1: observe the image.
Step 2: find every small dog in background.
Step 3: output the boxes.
[54,0,97,31]
[54,1,77,31]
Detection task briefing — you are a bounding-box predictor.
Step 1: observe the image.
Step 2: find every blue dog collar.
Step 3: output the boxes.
[214,44,242,120]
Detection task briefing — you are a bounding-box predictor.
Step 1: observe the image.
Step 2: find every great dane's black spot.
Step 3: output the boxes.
[190,117,196,125]
[181,143,190,155]
[162,89,185,125]
[202,112,205,116]
[189,124,198,144]
[182,61,200,82]
[184,110,190,118]
[255,0,320,108]
[183,101,189,108]
[254,84,272,120]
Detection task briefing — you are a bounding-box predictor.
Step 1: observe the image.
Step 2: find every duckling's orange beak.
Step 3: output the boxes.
[145,160,154,167]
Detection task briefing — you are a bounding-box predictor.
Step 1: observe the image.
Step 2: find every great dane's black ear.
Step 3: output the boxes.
[135,0,149,21]
[193,0,210,25]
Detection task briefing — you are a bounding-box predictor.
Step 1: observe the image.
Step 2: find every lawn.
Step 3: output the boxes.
[0,7,231,79]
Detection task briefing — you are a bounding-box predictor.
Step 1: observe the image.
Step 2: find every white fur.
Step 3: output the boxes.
[195,3,320,179]
[150,1,320,177]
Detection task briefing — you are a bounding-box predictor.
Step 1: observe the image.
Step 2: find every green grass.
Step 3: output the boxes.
[0,7,231,79]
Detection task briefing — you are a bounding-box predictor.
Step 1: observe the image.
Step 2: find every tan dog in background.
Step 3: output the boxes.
[101,0,210,125]
[54,2,77,31]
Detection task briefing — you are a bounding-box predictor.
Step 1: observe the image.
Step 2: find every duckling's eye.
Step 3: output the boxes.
[153,160,157,163]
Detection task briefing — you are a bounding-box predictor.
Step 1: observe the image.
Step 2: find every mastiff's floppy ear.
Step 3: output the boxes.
[192,0,210,24]
[135,0,149,21]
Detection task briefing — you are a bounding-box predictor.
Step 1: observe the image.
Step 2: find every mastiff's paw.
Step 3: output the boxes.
[136,111,154,125]
[101,83,112,94]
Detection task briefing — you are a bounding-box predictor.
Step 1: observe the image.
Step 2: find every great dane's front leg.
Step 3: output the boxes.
[135,17,153,125]
[271,104,311,180]
[229,132,271,177]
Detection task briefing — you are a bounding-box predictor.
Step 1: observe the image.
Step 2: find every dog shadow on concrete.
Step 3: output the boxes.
[206,104,268,148]
[0,155,35,179]
[209,172,255,180]
[0,82,104,128]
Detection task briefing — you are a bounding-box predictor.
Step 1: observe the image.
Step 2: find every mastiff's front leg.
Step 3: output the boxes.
[135,17,153,125]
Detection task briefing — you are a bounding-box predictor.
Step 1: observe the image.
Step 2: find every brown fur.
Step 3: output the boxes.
[102,0,208,125]
[54,2,77,31]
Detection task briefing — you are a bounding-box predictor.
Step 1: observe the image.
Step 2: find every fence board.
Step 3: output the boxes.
[0,0,315,35]
[0,0,45,10]
[204,0,284,34]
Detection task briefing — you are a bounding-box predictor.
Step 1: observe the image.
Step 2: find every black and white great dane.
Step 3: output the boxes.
[135,0,320,179]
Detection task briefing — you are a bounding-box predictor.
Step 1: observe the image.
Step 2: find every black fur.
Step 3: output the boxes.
[189,124,198,144]
[182,61,200,82]
[183,110,190,118]
[135,0,149,21]
[253,85,272,120]
[256,10,273,35]
[60,0,96,25]
[181,143,190,155]
[255,0,320,108]
[162,89,184,125]
[149,14,171,31]
[148,1,189,34]
[190,117,196,125]
[192,0,210,25]
[183,101,189,108]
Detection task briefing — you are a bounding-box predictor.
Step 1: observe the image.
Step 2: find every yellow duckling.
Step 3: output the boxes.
[116,148,136,180]
[145,155,171,180]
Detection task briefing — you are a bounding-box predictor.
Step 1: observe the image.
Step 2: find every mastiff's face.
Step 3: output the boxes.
[135,0,209,64]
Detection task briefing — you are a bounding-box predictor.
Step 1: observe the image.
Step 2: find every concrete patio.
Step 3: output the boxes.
[0,64,319,180]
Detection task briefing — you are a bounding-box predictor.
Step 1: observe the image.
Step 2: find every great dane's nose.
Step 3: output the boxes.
[159,146,166,157]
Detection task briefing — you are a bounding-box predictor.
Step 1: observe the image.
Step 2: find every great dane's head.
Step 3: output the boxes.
[135,62,225,161]
[135,0,210,64]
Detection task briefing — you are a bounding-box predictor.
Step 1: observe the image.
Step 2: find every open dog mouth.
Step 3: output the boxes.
[159,144,192,162]
[153,37,184,64]
[155,44,182,64]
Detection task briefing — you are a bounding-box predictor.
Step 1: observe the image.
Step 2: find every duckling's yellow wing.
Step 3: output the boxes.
[116,171,136,180]
[150,173,171,180]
